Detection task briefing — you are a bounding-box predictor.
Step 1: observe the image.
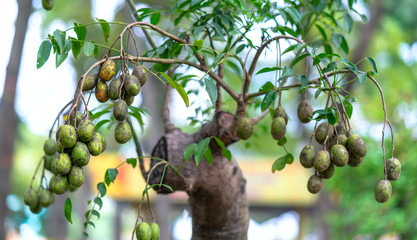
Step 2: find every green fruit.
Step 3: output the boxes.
[348,153,363,167]
[71,142,90,166]
[124,94,135,106]
[99,60,116,81]
[331,144,349,167]
[78,119,95,142]
[313,150,331,172]
[347,134,367,158]
[53,175,69,195]
[69,183,79,192]
[68,166,85,188]
[115,121,132,144]
[30,202,43,214]
[54,153,72,175]
[307,175,322,194]
[44,139,56,155]
[150,222,160,240]
[300,145,315,168]
[124,75,141,96]
[335,124,347,136]
[70,110,84,127]
[113,100,128,121]
[270,117,286,140]
[109,77,123,100]
[50,157,59,175]
[56,141,63,153]
[136,222,152,240]
[237,117,253,140]
[82,73,98,91]
[315,122,334,144]
[297,100,313,123]
[96,80,109,103]
[44,154,55,171]
[330,134,348,147]
[24,188,39,208]
[88,133,103,156]
[319,163,335,179]
[97,133,107,153]
[49,176,56,192]
[58,124,77,148]
[132,65,147,86]
[375,180,392,203]
[387,157,401,181]
[42,0,54,10]
[273,106,288,124]
[39,189,54,207]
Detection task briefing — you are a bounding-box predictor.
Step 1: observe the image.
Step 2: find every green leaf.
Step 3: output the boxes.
[278,66,293,81]
[97,19,110,43]
[37,40,52,69]
[184,143,197,163]
[327,110,336,125]
[194,138,210,166]
[84,221,96,229]
[286,7,301,23]
[256,67,282,75]
[64,197,73,224]
[343,98,353,118]
[70,37,82,60]
[259,82,275,92]
[160,72,189,107]
[315,89,322,99]
[235,44,245,54]
[204,148,213,165]
[286,153,294,164]
[97,182,106,197]
[91,109,110,120]
[299,75,308,93]
[84,41,95,56]
[74,22,87,41]
[104,168,118,186]
[212,53,225,67]
[94,197,103,210]
[91,210,100,220]
[56,52,68,68]
[53,30,66,54]
[95,119,112,132]
[261,91,276,112]
[291,53,309,67]
[83,232,89,238]
[126,158,137,168]
[277,137,287,146]
[212,137,232,162]
[150,12,161,25]
[365,57,378,74]
[204,78,217,105]
[358,72,367,84]
[315,24,327,41]
[272,155,287,173]
[343,13,353,33]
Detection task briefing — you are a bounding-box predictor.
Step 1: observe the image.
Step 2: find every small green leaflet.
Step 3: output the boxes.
[126,158,137,168]
[261,91,276,112]
[97,182,106,197]
[53,30,66,54]
[213,137,232,162]
[74,22,87,41]
[84,41,95,57]
[286,7,301,23]
[299,75,308,93]
[343,98,353,118]
[97,19,110,43]
[104,168,118,186]
[150,12,161,25]
[160,72,189,107]
[286,153,294,164]
[358,72,367,84]
[64,197,73,224]
[184,143,197,163]
[343,13,353,33]
[84,221,95,229]
[365,57,378,74]
[37,40,52,69]
[272,155,287,173]
[95,119,112,132]
[204,78,218,105]
[70,37,82,60]
[259,82,275,92]
[94,197,103,210]
[194,138,211,165]
[256,67,282,75]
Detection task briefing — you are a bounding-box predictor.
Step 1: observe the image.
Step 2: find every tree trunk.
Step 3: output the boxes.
[0,0,32,238]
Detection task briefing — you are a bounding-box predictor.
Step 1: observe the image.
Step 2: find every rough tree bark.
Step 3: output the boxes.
[0,0,32,238]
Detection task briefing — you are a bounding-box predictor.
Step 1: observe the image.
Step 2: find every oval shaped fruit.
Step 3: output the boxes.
[297,100,313,123]
[347,134,367,158]
[39,188,54,207]
[97,132,106,153]
[68,166,85,188]
[330,134,348,147]
[88,133,103,156]
[70,110,84,127]
[271,117,286,140]
[132,65,147,86]
[124,94,135,106]
[136,222,152,240]
[124,75,141,96]
[307,175,322,194]
[300,145,315,168]
[237,117,253,140]
[150,222,160,240]
[82,73,98,91]
[115,121,132,144]
[315,122,334,144]
[347,153,363,167]
[96,80,109,103]
[50,157,58,175]
[42,0,54,10]
[53,175,69,195]
[335,124,347,136]
[44,154,55,171]
[44,139,56,155]
[320,163,335,179]
[375,180,392,203]
[49,176,56,192]
[313,150,331,172]
[69,183,79,192]
[78,119,95,142]
[54,153,72,175]
[24,188,39,208]
[113,100,128,121]
[99,59,116,81]
[56,141,63,153]
[386,157,401,181]
[273,106,288,124]
[71,142,90,166]
[59,124,77,148]
[331,144,349,167]
[109,77,123,100]
[30,202,43,214]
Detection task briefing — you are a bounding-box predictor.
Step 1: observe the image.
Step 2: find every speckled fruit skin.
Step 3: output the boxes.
[136,222,152,240]
[387,158,401,181]
[315,122,334,144]
[132,65,147,86]
[124,75,141,96]
[68,166,85,188]
[70,111,84,127]
[44,139,56,155]
[320,163,335,179]
[24,188,39,208]
[88,133,103,156]
[124,94,135,106]
[113,100,128,121]
[150,222,160,240]
[335,124,347,136]
[300,145,315,168]
[56,141,63,153]
[96,80,109,103]
[109,77,122,100]
[347,134,367,158]
[375,180,392,203]
[77,119,95,142]
[54,153,72,175]
[313,150,331,172]
[97,133,106,153]
[99,60,116,81]
[39,189,54,207]
[270,117,286,140]
[330,134,348,147]
[53,175,69,195]
[331,144,349,167]
[307,175,322,194]
[237,117,253,140]
[44,154,55,171]
[82,73,98,91]
[71,142,90,166]
[115,121,132,144]
[297,100,313,123]
[348,153,363,167]
[59,124,77,148]
[49,176,55,192]
[274,106,288,124]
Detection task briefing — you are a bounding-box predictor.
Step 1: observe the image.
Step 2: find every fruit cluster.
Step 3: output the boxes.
[271,106,288,142]
[136,222,160,240]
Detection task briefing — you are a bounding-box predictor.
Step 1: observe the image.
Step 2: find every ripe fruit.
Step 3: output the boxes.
[68,166,85,188]
[386,157,401,181]
[54,153,72,175]
[39,189,54,207]
[43,139,56,155]
[150,222,160,240]
[136,222,152,240]
[88,133,103,156]
[58,125,77,148]
[70,110,84,127]
[24,188,39,208]
[315,122,334,144]
[274,106,288,124]
[53,175,69,195]
[313,150,331,172]
[237,117,253,140]
[297,100,313,123]
[347,153,363,167]
[109,77,122,100]
[71,142,90,166]
[124,75,141,96]
[113,100,128,121]
[347,134,367,158]
[300,145,315,168]
[331,144,349,167]
[115,121,132,144]
[132,65,147,86]
[375,180,392,203]
[319,163,335,179]
[42,0,54,10]
[82,73,98,91]
[77,119,95,142]
[270,117,286,140]
[307,175,322,194]
[96,80,109,103]
[99,59,116,81]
